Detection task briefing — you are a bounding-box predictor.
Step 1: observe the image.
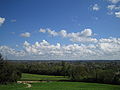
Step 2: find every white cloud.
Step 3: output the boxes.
[40,40,50,46]
[40,28,97,43]
[16,45,19,47]
[80,29,92,37]
[47,29,58,36]
[99,37,119,43]
[107,5,120,11]
[0,38,120,60]
[20,32,31,37]
[59,30,67,37]
[24,41,30,46]
[92,4,100,11]
[22,39,120,60]
[70,37,98,43]
[0,46,25,59]
[107,5,116,10]
[39,28,46,33]
[114,6,120,9]
[0,17,5,26]
[108,0,120,4]
[115,11,120,18]
[107,4,120,17]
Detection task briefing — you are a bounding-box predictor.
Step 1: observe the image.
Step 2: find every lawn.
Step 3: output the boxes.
[0,82,120,90]
[20,73,69,81]
[0,73,120,90]
[30,82,120,90]
[0,83,26,90]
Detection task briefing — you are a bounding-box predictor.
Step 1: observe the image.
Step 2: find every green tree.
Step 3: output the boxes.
[0,54,21,84]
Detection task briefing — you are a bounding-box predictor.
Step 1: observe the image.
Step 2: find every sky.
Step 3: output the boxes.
[0,0,120,60]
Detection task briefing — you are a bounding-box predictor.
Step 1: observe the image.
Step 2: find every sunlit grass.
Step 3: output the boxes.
[1,82,120,90]
[0,73,120,90]
[20,73,69,81]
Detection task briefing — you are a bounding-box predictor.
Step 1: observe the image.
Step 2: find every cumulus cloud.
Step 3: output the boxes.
[20,32,31,37]
[0,17,5,26]
[80,29,92,37]
[92,4,100,11]
[40,28,97,43]
[59,30,67,37]
[47,29,58,36]
[39,28,46,33]
[115,11,120,18]
[24,41,30,46]
[0,46,25,59]
[0,38,120,60]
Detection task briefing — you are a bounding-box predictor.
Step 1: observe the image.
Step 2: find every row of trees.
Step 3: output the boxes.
[0,52,120,85]
[68,64,120,84]
[0,54,21,84]
[14,60,120,84]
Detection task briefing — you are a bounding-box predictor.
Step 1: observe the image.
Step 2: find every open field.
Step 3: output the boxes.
[30,82,120,90]
[0,83,26,90]
[0,82,120,90]
[0,73,120,90]
[20,73,69,81]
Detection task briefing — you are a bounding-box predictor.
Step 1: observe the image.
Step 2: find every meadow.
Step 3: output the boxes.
[20,73,69,81]
[0,73,120,90]
[0,81,120,90]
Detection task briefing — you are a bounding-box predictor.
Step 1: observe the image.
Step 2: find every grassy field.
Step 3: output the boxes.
[0,73,120,90]
[20,73,69,81]
[0,82,120,90]
[30,82,120,90]
[0,83,26,90]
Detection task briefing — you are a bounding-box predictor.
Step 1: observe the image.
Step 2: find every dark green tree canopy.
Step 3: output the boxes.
[0,53,21,84]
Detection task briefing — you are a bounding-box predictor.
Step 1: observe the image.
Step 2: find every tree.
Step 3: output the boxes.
[68,65,88,81]
[0,53,21,84]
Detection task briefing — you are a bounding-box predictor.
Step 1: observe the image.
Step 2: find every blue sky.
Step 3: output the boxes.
[0,0,120,60]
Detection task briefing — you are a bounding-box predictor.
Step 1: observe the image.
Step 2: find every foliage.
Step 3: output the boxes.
[0,54,21,84]
[13,60,120,85]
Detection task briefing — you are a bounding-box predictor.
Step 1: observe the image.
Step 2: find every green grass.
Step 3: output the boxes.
[20,73,69,81]
[0,73,120,90]
[0,83,26,90]
[0,82,120,90]
[30,82,120,90]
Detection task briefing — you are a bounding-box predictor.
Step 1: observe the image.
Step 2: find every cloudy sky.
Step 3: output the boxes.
[0,0,120,60]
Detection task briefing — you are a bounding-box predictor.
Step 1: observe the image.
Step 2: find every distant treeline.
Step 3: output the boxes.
[0,53,120,85]
[13,59,120,85]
